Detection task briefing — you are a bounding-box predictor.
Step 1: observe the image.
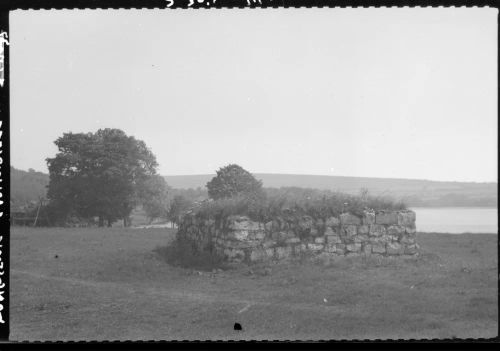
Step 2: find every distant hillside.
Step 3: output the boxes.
[9,167,497,209]
[10,166,49,210]
[164,173,498,208]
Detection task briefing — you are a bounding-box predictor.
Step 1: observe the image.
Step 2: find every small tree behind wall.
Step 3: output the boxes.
[206,164,264,201]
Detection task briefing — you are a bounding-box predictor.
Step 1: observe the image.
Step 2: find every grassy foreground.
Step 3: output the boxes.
[10,227,498,340]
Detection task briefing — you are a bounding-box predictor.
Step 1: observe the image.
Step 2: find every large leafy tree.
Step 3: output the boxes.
[46,128,158,227]
[206,164,264,200]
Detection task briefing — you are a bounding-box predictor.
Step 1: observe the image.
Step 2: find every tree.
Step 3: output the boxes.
[206,164,264,200]
[167,195,193,227]
[137,175,170,223]
[46,128,158,227]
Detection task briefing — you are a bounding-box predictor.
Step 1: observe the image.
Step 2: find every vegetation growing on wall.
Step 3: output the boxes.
[192,187,406,224]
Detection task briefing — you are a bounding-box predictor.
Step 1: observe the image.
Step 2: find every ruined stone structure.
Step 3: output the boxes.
[177,210,417,264]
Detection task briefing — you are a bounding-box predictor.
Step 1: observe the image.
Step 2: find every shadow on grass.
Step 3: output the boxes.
[153,237,228,272]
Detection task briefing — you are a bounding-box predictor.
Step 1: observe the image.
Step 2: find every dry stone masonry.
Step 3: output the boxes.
[178,210,418,264]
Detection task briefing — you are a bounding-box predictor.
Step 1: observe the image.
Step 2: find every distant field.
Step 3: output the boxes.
[10,227,498,340]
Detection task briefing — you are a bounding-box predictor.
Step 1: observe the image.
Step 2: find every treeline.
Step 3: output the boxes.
[13,129,213,228]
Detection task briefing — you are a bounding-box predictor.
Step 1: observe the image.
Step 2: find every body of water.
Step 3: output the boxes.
[410,207,498,234]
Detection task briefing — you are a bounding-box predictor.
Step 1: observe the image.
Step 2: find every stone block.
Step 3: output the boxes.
[298,216,314,230]
[324,227,336,236]
[372,243,386,254]
[325,216,340,227]
[375,211,398,225]
[326,235,341,244]
[336,243,346,255]
[387,242,404,255]
[354,235,369,243]
[293,243,307,254]
[341,225,358,237]
[224,248,245,260]
[264,221,273,231]
[362,210,376,225]
[292,244,301,254]
[225,239,259,249]
[370,235,391,244]
[340,213,361,225]
[270,231,280,241]
[404,244,418,255]
[400,235,416,245]
[346,243,362,252]
[387,225,405,236]
[232,230,249,241]
[272,219,281,231]
[307,243,324,252]
[276,231,292,243]
[265,247,275,258]
[285,237,300,244]
[358,225,369,235]
[276,246,293,260]
[405,225,417,234]
[263,240,277,248]
[369,224,387,237]
[397,211,416,226]
[229,216,260,231]
[388,235,400,242]
[325,243,337,253]
[253,231,266,240]
[250,249,267,262]
[314,237,325,244]
[362,244,372,255]
[310,228,320,237]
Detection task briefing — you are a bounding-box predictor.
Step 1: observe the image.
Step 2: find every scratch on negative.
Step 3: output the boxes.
[238,302,253,314]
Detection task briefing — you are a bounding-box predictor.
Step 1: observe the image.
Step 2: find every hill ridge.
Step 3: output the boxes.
[10,166,498,208]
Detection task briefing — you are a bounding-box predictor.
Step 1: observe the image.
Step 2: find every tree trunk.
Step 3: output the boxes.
[107,219,112,227]
[98,216,104,227]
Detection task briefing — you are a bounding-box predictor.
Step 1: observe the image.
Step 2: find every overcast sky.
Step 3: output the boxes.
[10,8,498,182]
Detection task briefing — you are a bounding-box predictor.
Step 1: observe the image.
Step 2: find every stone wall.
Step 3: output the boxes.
[177,210,417,264]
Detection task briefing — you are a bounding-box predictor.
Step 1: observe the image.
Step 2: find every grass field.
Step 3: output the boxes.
[10,227,498,341]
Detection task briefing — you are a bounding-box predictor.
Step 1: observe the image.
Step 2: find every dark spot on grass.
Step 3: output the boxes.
[234,323,242,331]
